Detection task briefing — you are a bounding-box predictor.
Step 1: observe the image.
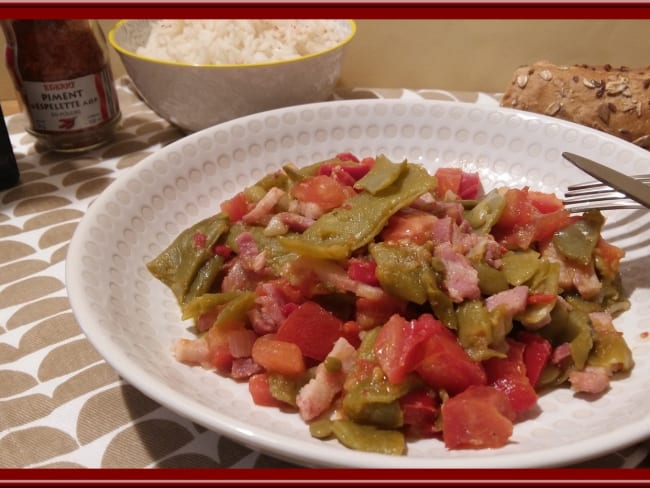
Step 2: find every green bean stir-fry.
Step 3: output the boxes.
[148,153,633,453]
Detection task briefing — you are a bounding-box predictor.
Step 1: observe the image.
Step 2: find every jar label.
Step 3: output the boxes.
[21,66,120,133]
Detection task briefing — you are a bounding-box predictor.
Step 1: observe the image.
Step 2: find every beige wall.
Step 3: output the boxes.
[2,19,650,101]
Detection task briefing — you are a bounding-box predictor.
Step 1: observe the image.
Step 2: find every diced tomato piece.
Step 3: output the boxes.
[415,314,487,395]
[498,207,572,250]
[434,167,481,200]
[495,187,535,231]
[526,293,556,305]
[203,325,234,373]
[483,339,537,412]
[399,389,440,438]
[347,258,379,286]
[329,165,357,186]
[335,152,359,162]
[251,334,306,376]
[276,301,343,361]
[355,294,408,330]
[497,223,534,250]
[435,167,463,199]
[249,373,287,408]
[517,331,552,388]
[528,190,564,214]
[494,186,574,250]
[441,385,515,449]
[531,209,573,243]
[317,162,335,176]
[290,175,354,212]
[212,244,233,258]
[220,192,251,222]
[374,314,437,384]
[458,171,481,200]
[347,157,375,180]
[380,210,438,245]
[318,156,374,182]
[209,344,234,374]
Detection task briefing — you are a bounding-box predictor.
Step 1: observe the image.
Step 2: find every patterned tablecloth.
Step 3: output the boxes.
[1,77,649,469]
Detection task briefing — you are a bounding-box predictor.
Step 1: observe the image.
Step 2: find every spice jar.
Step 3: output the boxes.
[2,20,121,152]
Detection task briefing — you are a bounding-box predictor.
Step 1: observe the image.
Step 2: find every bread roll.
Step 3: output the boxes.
[500,61,650,149]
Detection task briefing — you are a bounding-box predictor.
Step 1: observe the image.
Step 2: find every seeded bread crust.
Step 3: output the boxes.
[500,61,650,149]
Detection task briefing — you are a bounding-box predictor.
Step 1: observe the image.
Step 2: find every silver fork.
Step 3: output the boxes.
[562,174,650,213]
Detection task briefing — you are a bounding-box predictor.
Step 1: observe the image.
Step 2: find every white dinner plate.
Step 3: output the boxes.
[66,99,650,468]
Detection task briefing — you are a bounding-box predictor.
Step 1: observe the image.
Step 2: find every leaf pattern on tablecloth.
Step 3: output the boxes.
[50,156,102,175]
[1,393,57,429]
[217,436,255,466]
[37,339,103,381]
[0,344,20,362]
[0,276,64,308]
[0,224,21,238]
[5,297,71,330]
[17,171,48,184]
[52,363,119,405]
[116,150,157,170]
[0,259,49,285]
[0,240,35,265]
[0,427,78,467]
[77,385,161,445]
[62,167,114,187]
[2,182,58,203]
[23,209,83,231]
[49,244,69,264]
[19,312,81,349]
[38,222,77,249]
[0,369,37,397]
[75,177,116,200]
[40,461,86,468]
[12,196,72,216]
[101,420,195,468]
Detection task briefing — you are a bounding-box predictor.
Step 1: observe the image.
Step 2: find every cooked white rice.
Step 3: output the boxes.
[136,20,349,65]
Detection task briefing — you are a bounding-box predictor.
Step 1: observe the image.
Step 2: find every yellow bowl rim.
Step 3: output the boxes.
[108,19,357,69]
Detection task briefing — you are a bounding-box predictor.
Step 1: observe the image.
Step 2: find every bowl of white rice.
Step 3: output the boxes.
[108,19,356,132]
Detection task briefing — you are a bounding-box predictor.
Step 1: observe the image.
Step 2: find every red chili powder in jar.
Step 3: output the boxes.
[3,20,121,152]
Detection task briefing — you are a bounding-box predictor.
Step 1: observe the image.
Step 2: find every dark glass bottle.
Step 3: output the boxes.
[2,20,121,152]
[0,104,19,190]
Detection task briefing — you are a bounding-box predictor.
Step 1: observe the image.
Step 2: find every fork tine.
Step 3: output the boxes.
[563,187,627,198]
[563,201,645,213]
[563,195,639,206]
[563,190,628,203]
[562,173,650,212]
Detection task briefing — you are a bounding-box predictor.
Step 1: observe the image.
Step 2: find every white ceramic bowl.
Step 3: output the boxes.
[108,19,356,132]
[66,98,650,468]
